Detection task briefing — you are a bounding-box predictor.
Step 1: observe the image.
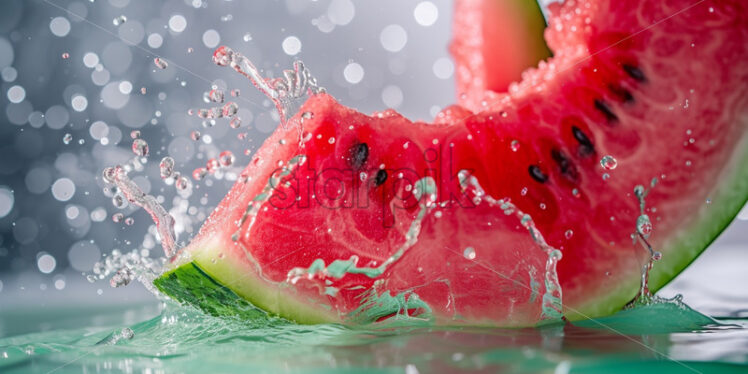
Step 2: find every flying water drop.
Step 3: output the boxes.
[153,58,168,69]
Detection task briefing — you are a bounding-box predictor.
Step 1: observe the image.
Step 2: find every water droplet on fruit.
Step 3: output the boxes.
[510,140,520,152]
[132,139,148,156]
[602,173,610,180]
[520,187,528,196]
[652,251,662,261]
[463,247,476,260]
[153,58,168,69]
[63,133,73,144]
[565,230,573,239]
[328,137,335,144]
[600,155,617,170]
[120,327,134,340]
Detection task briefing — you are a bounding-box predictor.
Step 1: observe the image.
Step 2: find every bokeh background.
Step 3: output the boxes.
[1,0,746,333]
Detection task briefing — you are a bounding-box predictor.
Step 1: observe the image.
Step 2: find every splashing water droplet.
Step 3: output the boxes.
[113,15,127,26]
[190,130,201,141]
[106,165,178,258]
[208,89,225,103]
[153,58,168,69]
[112,213,124,223]
[63,133,73,144]
[102,167,116,184]
[124,217,134,226]
[229,116,242,129]
[176,176,190,191]
[192,168,207,180]
[600,155,618,170]
[211,45,324,127]
[636,214,653,237]
[159,157,175,179]
[463,247,476,260]
[230,89,240,97]
[222,102,238,117]
[130,130,140,139]
[109,268,133,288]
[131,139,149,156]
[112,194,127,209]
[219,151,235,167]
[61,52,69,59]
[206,158,220,173]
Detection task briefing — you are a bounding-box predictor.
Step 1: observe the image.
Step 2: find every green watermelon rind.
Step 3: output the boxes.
[154,131,748,324]
[154,241,339,324]
[567,132,748,320]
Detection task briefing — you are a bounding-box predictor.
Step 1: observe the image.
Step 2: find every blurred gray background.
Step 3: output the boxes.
[0,0,746,324]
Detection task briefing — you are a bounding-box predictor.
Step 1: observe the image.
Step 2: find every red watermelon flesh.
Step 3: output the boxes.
[450,0,552,112]
[154,0,748,326]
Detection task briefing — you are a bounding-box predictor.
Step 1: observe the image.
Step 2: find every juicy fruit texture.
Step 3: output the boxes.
[156,0,748,326]
[451,0,552,111]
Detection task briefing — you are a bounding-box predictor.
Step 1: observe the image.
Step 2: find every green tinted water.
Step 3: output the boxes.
[1,300,746,373]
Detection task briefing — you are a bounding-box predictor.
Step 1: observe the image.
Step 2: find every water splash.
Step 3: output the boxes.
[211,45,324,127]
[103,166,177,259]
[286,177,438,283]
[627,178,663,307]
[458,170,564,321]
[232,154,308,242]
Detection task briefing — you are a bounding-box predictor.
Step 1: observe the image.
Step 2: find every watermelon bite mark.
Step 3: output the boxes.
[154,0,748,326]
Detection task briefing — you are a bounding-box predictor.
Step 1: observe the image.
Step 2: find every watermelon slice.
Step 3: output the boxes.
[154,0,748,326]
[450,0,552,111]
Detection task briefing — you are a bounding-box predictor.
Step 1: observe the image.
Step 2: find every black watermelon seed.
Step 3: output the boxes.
[622,64,646,82]
[551,149,578,181]
[348,142,369,170]
[571,126,595,157]
[594,99,618,123]
[374,169,388,187]
[528,165,548,183]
